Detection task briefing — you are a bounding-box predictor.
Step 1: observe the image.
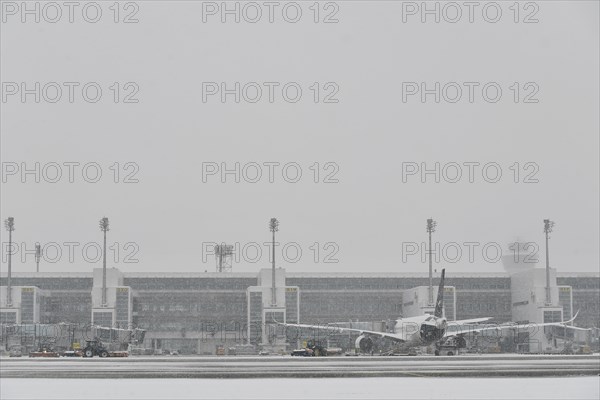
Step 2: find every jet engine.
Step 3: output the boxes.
[355,334,374,353]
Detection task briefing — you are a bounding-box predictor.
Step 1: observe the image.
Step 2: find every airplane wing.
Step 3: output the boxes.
[443,312,587,338]
[447,317,491,326]
[274,321,405,343]
[557,325,593,331]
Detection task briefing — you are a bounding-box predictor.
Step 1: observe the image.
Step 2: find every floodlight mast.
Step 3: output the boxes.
[269,218,279,307]
[426,218,437,306]
[35,243,42,273]
[215,244,234,273]
[215,245,222,272]
[4,217,15,307]
[99,217,110,307]
[544,219,555,305]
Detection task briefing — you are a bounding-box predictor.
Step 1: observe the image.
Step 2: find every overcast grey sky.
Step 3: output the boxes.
[1,1,598,274]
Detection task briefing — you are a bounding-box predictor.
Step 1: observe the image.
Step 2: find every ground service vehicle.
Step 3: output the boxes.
[9,346,22,357]
[291,348,314,357]
[29,348,60,358]
[83,340,109,358]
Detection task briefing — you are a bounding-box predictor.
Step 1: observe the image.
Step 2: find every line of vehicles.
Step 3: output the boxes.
[11,339,132,358]
[5,324,145,358]
[14,339,126,358]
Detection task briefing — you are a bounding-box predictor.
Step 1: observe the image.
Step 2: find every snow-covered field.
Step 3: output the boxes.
[2,377,599,400]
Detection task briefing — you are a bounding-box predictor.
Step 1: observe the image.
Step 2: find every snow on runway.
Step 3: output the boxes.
[1,354,598,378]
[1,377,599,400]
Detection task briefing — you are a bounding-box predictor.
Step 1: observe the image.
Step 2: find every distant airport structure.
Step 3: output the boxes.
[1,260,598,355]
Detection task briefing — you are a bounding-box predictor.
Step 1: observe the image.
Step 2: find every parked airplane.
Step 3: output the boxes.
[276,269,582,354]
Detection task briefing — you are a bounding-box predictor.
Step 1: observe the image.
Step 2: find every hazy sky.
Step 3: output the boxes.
[1,1,598,274]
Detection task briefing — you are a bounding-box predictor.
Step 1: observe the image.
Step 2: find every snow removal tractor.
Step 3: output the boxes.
[83,340,110,357]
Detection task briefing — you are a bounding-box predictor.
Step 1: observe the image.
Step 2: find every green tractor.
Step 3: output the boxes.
[83,340,110,358]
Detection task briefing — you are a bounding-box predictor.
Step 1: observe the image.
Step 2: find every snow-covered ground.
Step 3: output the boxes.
[2,377,599,400]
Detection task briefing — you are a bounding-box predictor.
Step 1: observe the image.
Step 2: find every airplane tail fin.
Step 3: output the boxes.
[563,310,579,325]
[434,269,445,318]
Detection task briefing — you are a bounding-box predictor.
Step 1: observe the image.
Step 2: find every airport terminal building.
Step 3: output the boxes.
[1,262,599,354]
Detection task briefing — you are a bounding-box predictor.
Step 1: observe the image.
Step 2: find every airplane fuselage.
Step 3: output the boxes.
[391,315,447,346]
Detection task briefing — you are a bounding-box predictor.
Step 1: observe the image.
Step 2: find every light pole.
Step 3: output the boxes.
[426,218,437,306]
[99,217,110,307]
[35,243,42,273]
[269,218,279,307]
[4,217,15,307]
[544,219,555,305]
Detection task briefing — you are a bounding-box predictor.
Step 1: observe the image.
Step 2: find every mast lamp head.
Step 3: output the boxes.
[99,217,110,232]
[4,217,15,231]
[269,218,279,232]
[426,218,437,233]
